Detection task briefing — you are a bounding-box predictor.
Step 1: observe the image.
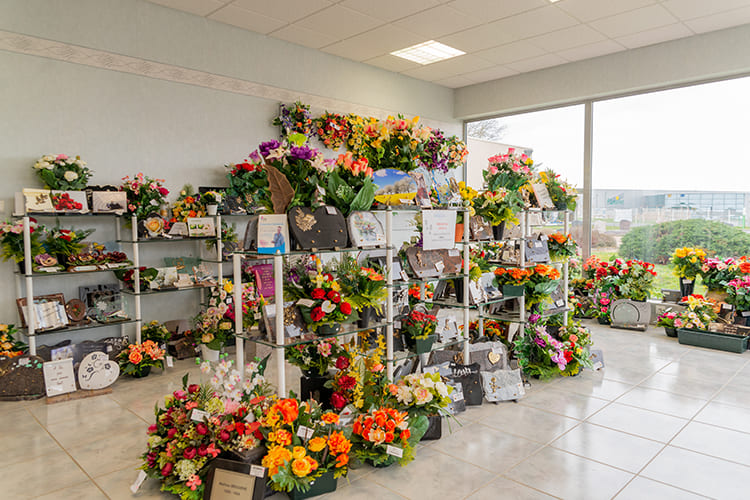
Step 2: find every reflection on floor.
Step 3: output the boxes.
[3,320,750,499]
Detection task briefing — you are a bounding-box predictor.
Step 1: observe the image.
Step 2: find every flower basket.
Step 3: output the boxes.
[317,323,341,336]
[414,334,437,355]
[287,470,337,500]
[420,414,442,441]
[502,284,524,297]
[677,328,749,353]
[200,344,220,361]
[664,327,678,338]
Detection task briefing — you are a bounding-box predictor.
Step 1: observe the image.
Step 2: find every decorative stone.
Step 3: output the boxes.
[0,355,45,400]
[78,351,119,390]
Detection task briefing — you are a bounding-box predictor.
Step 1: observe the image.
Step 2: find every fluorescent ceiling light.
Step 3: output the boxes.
[391,40,465,65]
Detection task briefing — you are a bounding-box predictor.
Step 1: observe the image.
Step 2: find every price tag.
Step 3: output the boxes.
[420,198,431,208]
[297,298,315,308]
[722,303,733,310]
[399,199,412,205]
[451,391,464,402]
[325,206,337,215]
[130,470,147,493]
[386,445,403,458]
[250,465,266,478]
[191,409,209,421]
[339,405,356,425]
[18,358,29,366]
[106,345,113,353]
[286,325,302,337]
[399,270,409,281]
[593,361,603,371]
[394,321,401,329]
[434,261,445,272]
[448,249,460,257]
[166,356,174,368]
[297,425,314,439]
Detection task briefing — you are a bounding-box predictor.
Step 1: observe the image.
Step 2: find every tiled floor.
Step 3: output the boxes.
[4,320,750,499]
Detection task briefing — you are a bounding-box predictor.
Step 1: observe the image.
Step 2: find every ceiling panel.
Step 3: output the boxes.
[555,39,625,62]
[364,54,422,73]
[269,24,339,49]
[148,0,227,16]
[340,0,441,22]
[685,5,750,33]
[321,25,424,61]
[433,75,477,88]
[616,23,693,49]
[461,65,519,83]
[294,5,383,40]
[490,5,579,40]
[394,5,481,39]
[590,4,679,39]
[506,53,569,73]
[231,0,332,23]
[208,4,287,34]
[476,41,547,65]
[447,0,548,23]
[438,21,523,53]
[662,0,750,21]
[529,24,606,52]
[402,54,494,81]
[555,0,657,23]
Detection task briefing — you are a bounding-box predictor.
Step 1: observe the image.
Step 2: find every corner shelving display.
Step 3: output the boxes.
[13,211,227,355]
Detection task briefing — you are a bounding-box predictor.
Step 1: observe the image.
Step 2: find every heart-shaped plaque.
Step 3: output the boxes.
[487,352,501,365]
[78,351,119,390]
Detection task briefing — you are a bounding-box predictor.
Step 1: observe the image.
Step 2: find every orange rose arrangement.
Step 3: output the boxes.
[260,398,351,495]
[117,339,165,377]
[350,407,427,467]
[547,233,578,261]
[526,263,562,308]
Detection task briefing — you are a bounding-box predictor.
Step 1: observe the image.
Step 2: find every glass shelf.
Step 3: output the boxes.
[424,295,518,309]
[390,338,467,362]
[238,321,390,348]
[22,318,137,336]
[18,265,134,278]
[236,246,395,257]
[15,212,122,218]
[121,284,212,295]
[117,236,215,244]
[388,273,466,288]
[480,314,526,323]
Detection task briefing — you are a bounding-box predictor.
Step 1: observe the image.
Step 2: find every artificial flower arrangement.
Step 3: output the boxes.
[315,112,349,149]
[671,247,707,280]
[569,292,597,319]
[417,128,469,173]
[117,340,165,377]
[657,295,717,330]
[525,264,562,309]
[225,153,269,211]
[141,320,172,345]
[700,257,740,292]
[170,188,205,223]
[285,338,346,377]
[205,221,238,259]
[200,356,273,402]
[725,275,750,313]
[274,100,315,138]
[407,282,433,306]
[555,321,594,375]
[114,266,158,291]
[141,376,266,500]
[121,173,169,220]
[514,317,582,380]
[32,154,92,190]
[285,256,355,333]
[200,190,222,207]
[259,398,352,495]
[401,308,437,342]
[538,169,577,211]
[326,347,359,410]
[328,336,390,411]
[206,279,265,332]
[0,324,26,358]
[485,148,535,194]
[193,305,234,351]
[547,233,578,261]
[50,192,84,211]
[350,406,427,467]
[592,287,617,324]
[332,255,387,315]
[493,266,531,288]
[456,181,478,224]
[324,151,375,216]
[615,259,657,301]
[468,319,507,342]
[0,218,44,263]
[387,372,453,419]
[42,226,95,259]
[351,114,429,172]
[472,188,520,226]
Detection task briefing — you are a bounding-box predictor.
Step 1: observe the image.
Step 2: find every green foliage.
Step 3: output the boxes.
[619,219,750,264]
[325,171,375,216]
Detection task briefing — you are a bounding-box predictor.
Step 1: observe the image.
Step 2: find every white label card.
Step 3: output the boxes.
[325,206,337,215]
[434,261,445,272]
[386,445,403,458]
[448,249,460,257]
[250,465,266,478]
[130,470,147,494]
[296,425,314,440]
[297,299,315,308]
[399,270,409,281]
[166,356,174,368]
[593,362,603,371]
[18,358,29,366]
[191,409,210,421]
[451,391,464,402]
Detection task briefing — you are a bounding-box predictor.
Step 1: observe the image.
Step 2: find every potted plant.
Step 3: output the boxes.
[472,188,521,238]
[493,266,531,297]
[0,323,26,358]
[725,276,750,325]
[141,320,172,346]
[120,173,169,221]
[350,406,427,467]
[514,318,584,380]
[32,154,92,190]
[455,181,478,241]
[334,256,387,328]
[117,340,165,377]
[671,247,707,297]
[538,169,577,211]
[42,226,95,263]
[525,264,562,310]
[200,190,223,216]
[0,218,44,271]
[547,233,578,262]
[656,310,679,337]
[259,398,351,499]
[285,339,345,407]
[169,187,205,223]
[616,259,657,301]
[387,372,453,441]
[701,257,740,300]
[324,152,376,217]
[401,308,438,354]
[193,306,233,361]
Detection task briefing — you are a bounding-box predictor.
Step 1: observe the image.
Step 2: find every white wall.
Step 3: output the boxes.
[455,23,750,119]
[0,0,460,342]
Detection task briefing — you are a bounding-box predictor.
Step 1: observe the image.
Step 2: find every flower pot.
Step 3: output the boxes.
[421,414,442,441]
[200,344,221,362]
[206,204,218,216]
[734,311,750,326]
[455,223,464,243]
[492,221,506,241]
[131,365,151,378]
[679,278,695,298]
[357,307,376,329]
[365,457,396,468]
[317,323,341,336]
[597,316,611,325]
[453,278,465,303]
[299,374,333,409]
[554,198,568,211]
[415,334,437,355]
[502,284,524,297]
[664,327,678,338]
[17,260,26,274]
[287,470,337,500]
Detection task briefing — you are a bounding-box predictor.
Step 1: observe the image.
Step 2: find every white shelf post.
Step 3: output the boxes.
[385,208,394,381]
[233,252,243,378]
[274,252,285,396]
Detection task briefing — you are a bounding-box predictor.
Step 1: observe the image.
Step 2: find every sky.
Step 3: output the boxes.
[479,75,750,192]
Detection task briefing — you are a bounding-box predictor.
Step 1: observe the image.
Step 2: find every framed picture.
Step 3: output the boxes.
[168,222,189,237]
[151,267,179,289]
[43,358,77,398]
[16,293,68,330]
[412,171,432,208]
[91,191,127,214]
[348,211,385,247]
[50,191,89,213]
[22,188,54,212]
[372,168,417,206]
[163,256,202,275]
[187,217,216,237]
[257,215,288,254]
[204,458,266,500]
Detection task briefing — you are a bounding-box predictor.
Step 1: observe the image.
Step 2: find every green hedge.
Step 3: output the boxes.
[619,219,750,263]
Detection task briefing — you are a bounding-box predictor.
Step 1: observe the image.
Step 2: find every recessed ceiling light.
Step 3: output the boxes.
[549,0,561,3]
[390,40,465,65]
